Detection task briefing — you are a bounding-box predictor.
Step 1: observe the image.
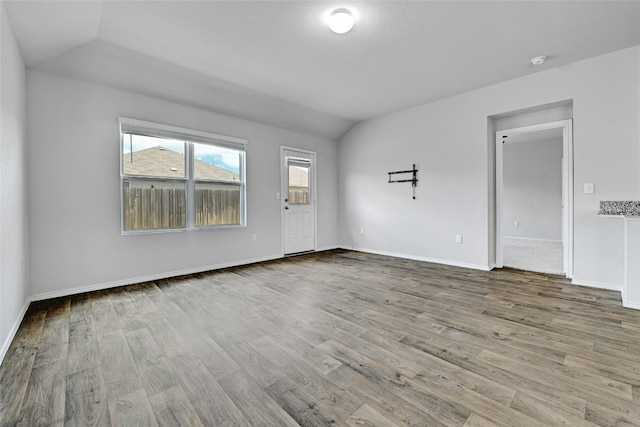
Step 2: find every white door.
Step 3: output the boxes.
[282,148,316,255]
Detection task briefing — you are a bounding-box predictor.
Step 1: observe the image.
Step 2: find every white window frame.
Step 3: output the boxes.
[119,117,247,234]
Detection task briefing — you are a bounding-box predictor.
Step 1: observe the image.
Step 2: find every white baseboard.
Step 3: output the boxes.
[0,298,32,366]
[30,253,283,302]
[31,248,344,304]
[2,252,290,366]
[316,245,341,252]
[571,278,623,292]
[622,300,640,310]
[345,246,491,271]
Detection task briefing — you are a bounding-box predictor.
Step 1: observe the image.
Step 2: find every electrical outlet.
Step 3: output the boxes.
[252,234,257,241]
[456,234,463,244]
[360,227,365,235]
[584,183,595,194]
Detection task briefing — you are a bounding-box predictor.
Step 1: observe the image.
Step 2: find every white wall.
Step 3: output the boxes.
[339,46,640,287]
[494,103,573,131]
[0,4,29,358]
[27,71,339,297]
[503,137,563,240]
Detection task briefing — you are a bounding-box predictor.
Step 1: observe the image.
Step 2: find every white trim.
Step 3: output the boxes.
[496,130,504,267]
[564,121,574,278]
[622,300,640,310]
[29,254,282,302]
[346,246,491,271]
[571,278,622,292]
[4,248,633,367]
[624,218,629,303]
[495,119,573,278]
[317,245,341,252]
[0,298,32,366]
[503,236,563,243]
[2,248,329,365]
[118,116,248,146]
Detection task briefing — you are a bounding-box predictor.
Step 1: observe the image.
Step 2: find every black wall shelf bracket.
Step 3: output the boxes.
[388,164,418,199]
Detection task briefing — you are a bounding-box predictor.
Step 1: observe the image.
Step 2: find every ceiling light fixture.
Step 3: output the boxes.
[530,56,546,66]
[329,8,354,34]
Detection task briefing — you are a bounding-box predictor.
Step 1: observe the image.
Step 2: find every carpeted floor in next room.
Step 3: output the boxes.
[503,237,563,275]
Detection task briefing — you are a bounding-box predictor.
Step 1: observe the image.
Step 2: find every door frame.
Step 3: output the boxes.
[495,119,573,278]
[280,146,317,256]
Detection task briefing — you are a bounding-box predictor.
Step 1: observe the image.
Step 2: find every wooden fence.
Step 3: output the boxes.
[123,188,240,230]
[195,187,240,226]
[288,188,309,204]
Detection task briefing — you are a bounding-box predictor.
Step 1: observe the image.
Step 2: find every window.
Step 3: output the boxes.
[288,159,310,204]
[120,118,246,233]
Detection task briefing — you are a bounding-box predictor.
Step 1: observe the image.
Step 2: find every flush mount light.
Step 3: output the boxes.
[329,8,354,34]
[531,55,546,66]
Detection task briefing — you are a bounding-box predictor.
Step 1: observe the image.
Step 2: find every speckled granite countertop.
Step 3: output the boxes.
[599,201,640,216]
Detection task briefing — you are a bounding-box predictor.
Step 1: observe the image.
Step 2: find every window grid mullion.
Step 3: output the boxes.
[186,142,195,229]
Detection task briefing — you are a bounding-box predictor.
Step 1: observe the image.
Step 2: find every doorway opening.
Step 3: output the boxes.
[496,120,573,277]
[281,147,317,256]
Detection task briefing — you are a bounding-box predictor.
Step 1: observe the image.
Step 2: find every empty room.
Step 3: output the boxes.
[2,1,640,426]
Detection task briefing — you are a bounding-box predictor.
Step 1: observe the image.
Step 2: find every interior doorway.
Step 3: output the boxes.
[496,120,573,277]
[281,147,316,255]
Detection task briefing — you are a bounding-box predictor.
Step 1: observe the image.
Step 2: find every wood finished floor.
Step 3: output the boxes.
[2,249,640,426]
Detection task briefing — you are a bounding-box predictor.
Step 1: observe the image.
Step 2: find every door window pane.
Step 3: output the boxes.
[288,163,309,204]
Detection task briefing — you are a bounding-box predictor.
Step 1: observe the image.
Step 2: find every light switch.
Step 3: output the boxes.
[583,183,595,194]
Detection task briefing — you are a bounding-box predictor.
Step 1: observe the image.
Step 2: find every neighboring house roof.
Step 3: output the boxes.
[123,146,239,181]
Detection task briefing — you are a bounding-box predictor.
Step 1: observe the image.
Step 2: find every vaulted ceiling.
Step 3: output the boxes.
[4,1,640,139]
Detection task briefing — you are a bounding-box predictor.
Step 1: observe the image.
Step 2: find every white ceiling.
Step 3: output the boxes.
[4,1,640,139]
